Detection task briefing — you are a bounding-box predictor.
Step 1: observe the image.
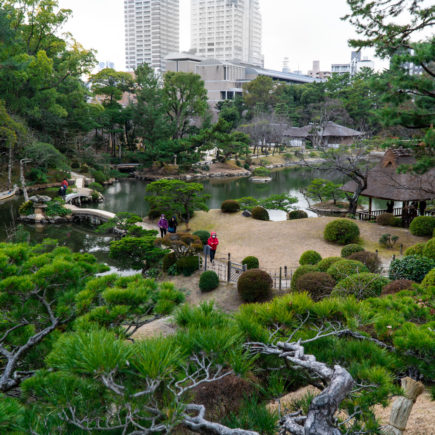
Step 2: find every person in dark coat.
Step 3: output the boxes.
[168,216,178,233]
[158,214,168,237]
[207,232,219,263]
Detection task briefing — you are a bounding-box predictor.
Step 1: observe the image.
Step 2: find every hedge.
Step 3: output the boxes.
[221,200,241,213]
[347,251,381,273]
[176,256,199,277]
[382,279,415,295]
[404,242,426,257]
[199,271,220,292]
[251,206,269,221]
[421,269,435,289]
[294,272,336,301]
[409,216,435,237]
[389,255,435,283]
[242,256,259,270]
[332,273,389,299]
[327,259,369,281]
[376,213,396,226]
[422,238,435,260]
[316,257,341,272]
[162,252,177,272]
[299,250,322,265]
[324,219,360,245]
[237,269,273,302]
[193,230,211,245]
[288,210,308,220]
[290,265,317,290]
[341,244,364,258]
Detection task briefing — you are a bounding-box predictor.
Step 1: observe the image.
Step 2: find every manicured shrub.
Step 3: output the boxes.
[316,257,341,272]
[237,269,273,302]
[294,272,335,301]
[404,242,426,257]
[391,217,402,227]
[299,250,322,265]
[176,256,199,277]
[409,216,435,237]
[382,279,415,295]
[221,200,240,213]
[89,182,104,192]
[252,166,271,177]
[242,256,259,270]
[324,219,360,245]
[422,238,435,260]
[389,255,435,283]
[162,252,177,272]
[341,244,364,258]
[332,273,389,299]
[199,271,220,292]
[421,269,435,289]
[251,206,269,221]
[193,230,211,245]
[376,213,396,226]
[90,169,108,185]
[291,265,317,290]
[347,251,382,273]
[327,259,369,281]
[288,210,308,220]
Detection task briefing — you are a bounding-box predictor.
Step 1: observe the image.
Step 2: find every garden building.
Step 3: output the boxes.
[341,148,435,224]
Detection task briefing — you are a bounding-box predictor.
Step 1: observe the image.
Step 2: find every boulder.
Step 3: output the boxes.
[29,195,51,203]
[242,210,252,218]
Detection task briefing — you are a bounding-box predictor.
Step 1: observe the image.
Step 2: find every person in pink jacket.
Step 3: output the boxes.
[207,232,219,263]
[158,214,168,238]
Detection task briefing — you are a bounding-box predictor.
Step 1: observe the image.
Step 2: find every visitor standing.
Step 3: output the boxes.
[59,185,66,201]
[158,214,168,238]
[168,216,178,233]
[61,178,69,190]
[207,232,219,263]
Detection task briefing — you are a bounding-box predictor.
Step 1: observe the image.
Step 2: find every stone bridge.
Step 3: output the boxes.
[64,204,115,225]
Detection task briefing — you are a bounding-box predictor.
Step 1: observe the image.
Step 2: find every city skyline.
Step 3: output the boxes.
[58,0,380,73]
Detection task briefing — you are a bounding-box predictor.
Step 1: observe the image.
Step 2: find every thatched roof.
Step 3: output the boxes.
[341,148,435,201]
[284,122,363,138]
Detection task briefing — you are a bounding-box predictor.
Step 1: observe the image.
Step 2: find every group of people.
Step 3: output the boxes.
[158,214,219,263]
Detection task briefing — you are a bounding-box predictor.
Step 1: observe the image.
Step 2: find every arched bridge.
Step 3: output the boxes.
[65,204,115,224]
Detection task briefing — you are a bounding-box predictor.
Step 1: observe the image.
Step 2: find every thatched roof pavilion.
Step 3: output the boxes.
[342,148,435,220]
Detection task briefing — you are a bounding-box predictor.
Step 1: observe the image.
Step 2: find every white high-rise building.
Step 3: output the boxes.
[124,0,179,73]
[191,0,263,67]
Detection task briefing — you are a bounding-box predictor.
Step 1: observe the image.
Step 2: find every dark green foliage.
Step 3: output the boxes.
[27,167,48,184]
[288,210,308,220]
[379,233,399,249]
[162,252,177,272]
[333,273,389,299]
[242,256,259,270]
[324,219,360,245]
[404,242,426,257]
[382,280,414,295]
[236,197,259,211]
[252,166,271,177]
[148,208,162,220]
[88,182,104,192]
[193,230,210,245]
[376,213,396,226]
[237,269,273,302]
[294,272,336,301]
[299,250,322,265]
[45,200,71,217]
[347,251,382,273]
[291,265,317,290]
[389,255,435,283]
[316,256,342,272]
[199,271,219,292]
[221,200,241,213]
[409,216,435,237]
[251,206,269,221]
[18,201,34,216]
[421,269,435,290]
[176,256,199,276]
[97,212,143,234]
[327,259,369,281]
[90,169,108,185]
[341,244,364,258]
[259,194,298,212]
[422,238,435,260]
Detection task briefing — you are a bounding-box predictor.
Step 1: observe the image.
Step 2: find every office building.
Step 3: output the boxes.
[331,64,351,75]
[124,0,179,73]
[307,61,331,80]
[191,0,263,67]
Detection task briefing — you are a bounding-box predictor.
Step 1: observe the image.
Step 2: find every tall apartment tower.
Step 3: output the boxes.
[191,0,263,67]
[124,0,179,73]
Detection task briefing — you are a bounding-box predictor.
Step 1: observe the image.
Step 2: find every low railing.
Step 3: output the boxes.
[357,207,402,221]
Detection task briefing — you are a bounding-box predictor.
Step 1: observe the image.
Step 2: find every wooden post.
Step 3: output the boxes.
[279,267,282,291]
[227,253,231,283]
[284,266,288,278]
[368,196,373,219]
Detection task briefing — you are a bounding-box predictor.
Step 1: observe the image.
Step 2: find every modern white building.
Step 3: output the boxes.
[191,0,263,67]
[124,0,179,73]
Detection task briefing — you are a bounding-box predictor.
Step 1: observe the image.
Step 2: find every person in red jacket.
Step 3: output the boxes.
[207,232,219,263]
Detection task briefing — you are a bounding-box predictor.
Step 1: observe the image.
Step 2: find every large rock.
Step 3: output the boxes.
[242,210,252,218]
[29,195,51,203]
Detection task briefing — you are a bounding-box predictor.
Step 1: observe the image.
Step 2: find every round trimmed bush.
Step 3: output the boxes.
[193,230,211,245]
[294,272,336,301]
[421,269,435,289]
[299,250,322,265]
[237,269,273,302]
[376,213,396,226]
[422,238,435,260]
[162,252,177,272]
[382,279,414,295]
[242,256,259,270]
[251,206,269,221]
[324,219,360,245]
[221,200,240,213]
[288,210,308,220]
[404,242,426,257]
[327,259,369,281]
[341,244,364,258]
[316,257,341,272]
[332,273,389,299]
[291,265,317,290]
[176,256,200,277]
[199,271,219,292]
[347,251,381,273]
[389,255,435,283]
[409,216,435,237]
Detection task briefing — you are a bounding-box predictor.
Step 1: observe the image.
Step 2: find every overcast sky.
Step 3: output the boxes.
[57,0,380,73]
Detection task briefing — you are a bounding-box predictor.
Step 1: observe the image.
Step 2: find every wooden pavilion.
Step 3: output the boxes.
[341,148,435,223]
